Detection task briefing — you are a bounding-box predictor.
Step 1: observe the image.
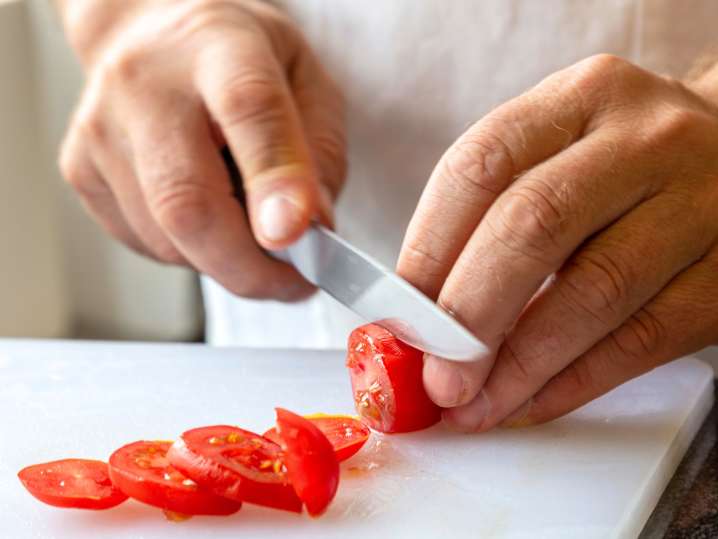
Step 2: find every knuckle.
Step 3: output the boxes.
[500,341,536,385]
[399,233,449,299]
[557,360,598,395]
[609,308,668,363]
[215,70,286,127]
[58,151,107,199]
[74,111,106,145]
[581,53,629,76]
[439,129,514,198]
[150,183,213,238]
[68,77,108,145]
[401,237,445,275]
[643,107,714,153]
[102,45,146,86]
[558,250,630,325]
[488,182,565,266]
[567,54,635,105]
[574,54,630,86]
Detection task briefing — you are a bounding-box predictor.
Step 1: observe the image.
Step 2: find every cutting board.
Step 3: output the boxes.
[0,340,713,539]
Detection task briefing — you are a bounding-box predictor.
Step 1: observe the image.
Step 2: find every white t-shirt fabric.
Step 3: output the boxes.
[202,0,718,365]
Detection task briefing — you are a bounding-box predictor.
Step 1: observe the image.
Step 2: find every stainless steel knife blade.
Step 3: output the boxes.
[276,224,490,361]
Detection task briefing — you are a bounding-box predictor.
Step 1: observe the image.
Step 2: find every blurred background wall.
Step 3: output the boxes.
[1,0,716,369]
[0,0,203,340]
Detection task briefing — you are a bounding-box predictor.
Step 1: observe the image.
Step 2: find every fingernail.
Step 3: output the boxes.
[443,390,491,432]
[500,399,534,429]
[423,354,465,407]
[258,194,304,242]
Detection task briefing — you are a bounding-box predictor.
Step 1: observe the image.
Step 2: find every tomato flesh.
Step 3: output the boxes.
[347,323,441,433]
[264,414,370,463]
[108,440,240,515]
[18,459,128,510]
[167,425,302,513]
[275,408,340,517]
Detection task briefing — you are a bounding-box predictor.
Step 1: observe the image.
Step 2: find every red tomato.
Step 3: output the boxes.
[18,459,128,510]
[264,414,370,463]
[108,440,240,515]
[275,408,340,517]
[346,323,441,433]
[167,426,302,513]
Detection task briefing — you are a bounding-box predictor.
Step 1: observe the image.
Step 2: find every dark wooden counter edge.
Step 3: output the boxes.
[639,382,718,539]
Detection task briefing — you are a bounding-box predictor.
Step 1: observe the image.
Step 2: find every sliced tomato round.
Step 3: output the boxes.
[18,458,128,510]
[167,426,302,513]
[346,323,441,433]
[275,408,340,517]
[264,414,370,463]
[108,440,240,516]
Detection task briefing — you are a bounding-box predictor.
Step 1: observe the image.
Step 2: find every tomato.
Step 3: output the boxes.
[108,440,240,515]
[17,459,128,510]
[167,426,303,513]
[274,408,339,517]
[346,323,441,433]
[264,414,370,463]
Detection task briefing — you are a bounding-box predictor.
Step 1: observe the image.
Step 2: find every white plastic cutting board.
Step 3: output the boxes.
[0,340,713,539]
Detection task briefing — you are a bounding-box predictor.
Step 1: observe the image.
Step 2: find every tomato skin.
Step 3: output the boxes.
[108,440,240,516]
[167,426,303,513]
[18,459,128,510]
[262,428,281,446]
[275,408,340,517]
[264,414,370,463]
[347,324,441,433]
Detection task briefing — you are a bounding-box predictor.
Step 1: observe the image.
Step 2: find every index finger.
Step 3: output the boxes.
[195,33,322,250]
[398,62,595,407]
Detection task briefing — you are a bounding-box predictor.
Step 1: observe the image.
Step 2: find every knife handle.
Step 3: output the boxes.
[222,147,292,264]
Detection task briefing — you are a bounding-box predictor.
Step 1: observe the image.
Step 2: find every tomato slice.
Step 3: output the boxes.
[275,408,340,517]
[108,440,240,515]
[346,323,441,433]
[18,459,128,510]
[264,414,370,463]
[167,426,302,513]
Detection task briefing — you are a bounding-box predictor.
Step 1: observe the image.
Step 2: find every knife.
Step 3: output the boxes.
[274,223,489,361]
[222,147,488,361]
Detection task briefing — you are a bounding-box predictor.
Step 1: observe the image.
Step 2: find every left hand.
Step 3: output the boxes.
[397,54,718,431]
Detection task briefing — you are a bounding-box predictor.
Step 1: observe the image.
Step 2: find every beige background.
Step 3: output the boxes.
[0,0,202,340]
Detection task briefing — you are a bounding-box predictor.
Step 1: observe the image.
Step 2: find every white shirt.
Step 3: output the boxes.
[203,0,718,364]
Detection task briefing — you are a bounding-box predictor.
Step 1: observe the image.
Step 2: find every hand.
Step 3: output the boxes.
[57,0,346,300]
[397,54,718,431]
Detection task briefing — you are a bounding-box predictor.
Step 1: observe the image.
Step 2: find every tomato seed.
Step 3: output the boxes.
[226,433,241,443]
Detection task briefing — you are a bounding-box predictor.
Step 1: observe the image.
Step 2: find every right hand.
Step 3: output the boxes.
[58,0,346,300]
